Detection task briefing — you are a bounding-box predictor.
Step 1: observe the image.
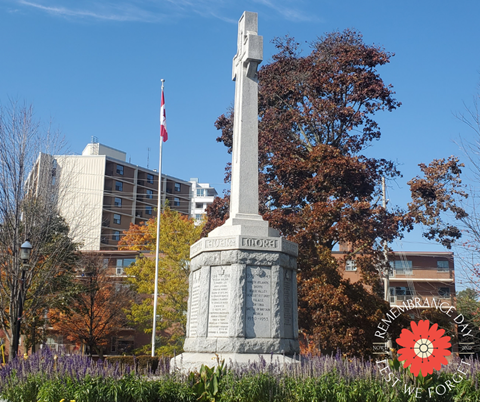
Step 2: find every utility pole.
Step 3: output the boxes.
[382,177,389,303]
[382,177,393,354]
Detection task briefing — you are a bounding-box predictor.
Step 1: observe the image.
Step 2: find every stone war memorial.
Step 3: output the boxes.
[172,11,299,371]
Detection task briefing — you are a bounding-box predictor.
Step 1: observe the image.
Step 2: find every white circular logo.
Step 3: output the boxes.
[414,338,434,359]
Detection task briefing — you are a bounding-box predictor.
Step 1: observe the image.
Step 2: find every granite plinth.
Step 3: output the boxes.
[170,352,299,373]
[190,235,298,259]
[184,246,299,356]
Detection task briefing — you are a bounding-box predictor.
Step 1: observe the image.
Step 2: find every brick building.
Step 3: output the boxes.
[337,250,455,308]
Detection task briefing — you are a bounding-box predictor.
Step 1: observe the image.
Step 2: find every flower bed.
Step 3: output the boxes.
[0,348,479,401]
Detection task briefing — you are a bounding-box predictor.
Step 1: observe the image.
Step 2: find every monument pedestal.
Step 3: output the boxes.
[170,352,299,373]
[170,12,299,373]
[172,232,299,372]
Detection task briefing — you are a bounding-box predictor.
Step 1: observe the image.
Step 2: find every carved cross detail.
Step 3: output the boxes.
[229,12,263,219]
[233,13,262,82]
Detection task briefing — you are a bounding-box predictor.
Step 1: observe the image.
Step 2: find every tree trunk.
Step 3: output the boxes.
[31,318,36,354]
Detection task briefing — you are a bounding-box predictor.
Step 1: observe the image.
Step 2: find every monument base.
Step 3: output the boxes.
[170,352,299,373]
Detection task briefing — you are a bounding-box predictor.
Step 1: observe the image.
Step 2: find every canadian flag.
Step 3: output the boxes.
[160,89,168,142]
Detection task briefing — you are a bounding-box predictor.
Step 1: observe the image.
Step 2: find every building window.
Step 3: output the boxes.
[113,214,121,224]
[46,335,63,351]
[195,202,203,209]
[116,165,124,175]
[393,287,414,296]
[114,197,122,207]
[115,181,123,191]
[439,287,451,298]
[389,286,415,303]
[147,174,154,184]
[437,260,449,271]
[389,260,413,275]
[196,188,205,197]
[113,231,121,241]
[116,258,136,268]
[195,214,203,220]
[175,182,181,192]
[51,159,57,185]
[116,258,135,275]
[145,205,152,215]
[103,258,109,268]
[146,189,153,199]
[174,197,180,206]
[345,260,357,271]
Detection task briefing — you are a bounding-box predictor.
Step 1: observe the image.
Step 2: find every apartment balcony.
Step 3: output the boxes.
[389,294,453,308]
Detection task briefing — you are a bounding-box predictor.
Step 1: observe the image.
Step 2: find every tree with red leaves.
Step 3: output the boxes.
[208,30,466,356]
[49,254,133,358]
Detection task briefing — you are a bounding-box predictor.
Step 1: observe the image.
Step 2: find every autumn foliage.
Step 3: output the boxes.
[208,30,467,356]
[119,207,203,355]
[48,253,132,357]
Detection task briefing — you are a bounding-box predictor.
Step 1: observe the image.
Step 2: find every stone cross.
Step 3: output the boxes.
[174,12,299,372]
[229,12,263,220]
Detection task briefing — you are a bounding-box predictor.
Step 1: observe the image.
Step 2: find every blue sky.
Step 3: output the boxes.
[1,0,480,277]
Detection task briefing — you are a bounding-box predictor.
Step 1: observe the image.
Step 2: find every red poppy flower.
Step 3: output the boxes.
[396,320,451,377]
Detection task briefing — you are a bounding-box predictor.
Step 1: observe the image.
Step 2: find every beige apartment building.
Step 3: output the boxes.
[28,141,191,250]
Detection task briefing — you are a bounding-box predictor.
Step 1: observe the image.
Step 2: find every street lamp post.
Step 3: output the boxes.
[14,241,32,359]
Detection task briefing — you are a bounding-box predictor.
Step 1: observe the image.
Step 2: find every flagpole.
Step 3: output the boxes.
[152,79,165,357]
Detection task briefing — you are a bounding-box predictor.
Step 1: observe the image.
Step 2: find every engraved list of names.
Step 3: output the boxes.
[207,266,230,337]
[188,271,201,337]
[246,266,271,338]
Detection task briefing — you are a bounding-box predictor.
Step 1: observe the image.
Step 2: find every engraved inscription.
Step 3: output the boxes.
[283,270,293,338]
[242,238,277,249]
[246,266,271,338]
[189,271,201,337]
[207,267,230,337]
[205,238,236,249]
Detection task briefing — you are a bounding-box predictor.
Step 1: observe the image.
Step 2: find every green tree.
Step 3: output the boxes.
[454,289,480,355]
[119,207,203,355]
[457,288,480,321]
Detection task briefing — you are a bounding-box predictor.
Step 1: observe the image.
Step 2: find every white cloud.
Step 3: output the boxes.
[11,0,317,24]
[16,0,168,22]
[253,0,319,22]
